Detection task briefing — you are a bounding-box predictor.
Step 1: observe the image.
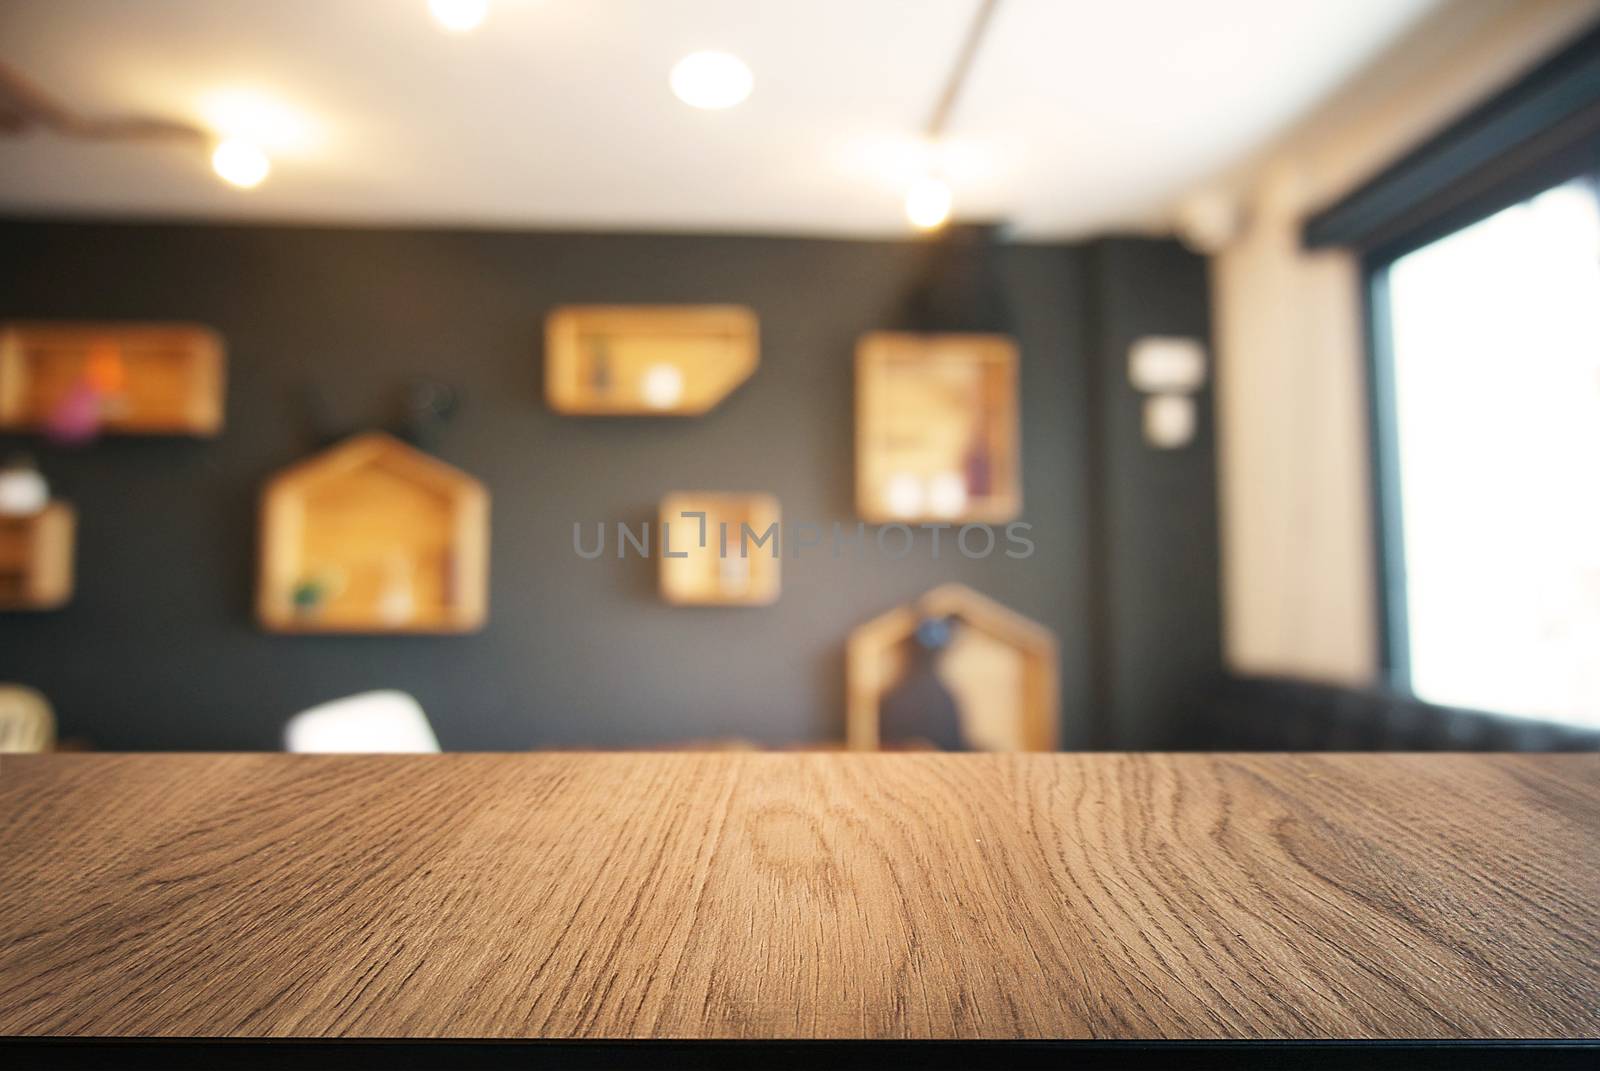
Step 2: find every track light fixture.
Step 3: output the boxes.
[907,0,1001,232]
[0,60,270,190]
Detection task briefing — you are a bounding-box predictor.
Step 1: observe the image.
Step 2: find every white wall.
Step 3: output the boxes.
[1201,0,1600,684]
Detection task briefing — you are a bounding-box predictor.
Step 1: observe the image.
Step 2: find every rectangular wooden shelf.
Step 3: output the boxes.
[659,492,780,605]
[0,322,225,436]
[258,433,488,634]
[856,331,1020,523]
[0,503,75,611]
[546,306,758,415]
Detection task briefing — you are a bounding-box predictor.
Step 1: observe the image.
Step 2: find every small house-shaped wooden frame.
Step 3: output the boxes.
[257,432,489,634]
[847,583,1057,751]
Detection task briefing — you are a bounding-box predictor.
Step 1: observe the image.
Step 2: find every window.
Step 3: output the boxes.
[1371,177,1600,727]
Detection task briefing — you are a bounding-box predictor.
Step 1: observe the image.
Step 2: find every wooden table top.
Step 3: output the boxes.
[0,752,1595,1042]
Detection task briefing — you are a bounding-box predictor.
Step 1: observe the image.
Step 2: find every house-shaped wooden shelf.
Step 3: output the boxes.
[0,322,225,436]
[0,503,74,611]
[546,306,758,415]
[659,492,781,605]
[856,332,1020,523]
[847,583,1057,751]
[258,433,488,634]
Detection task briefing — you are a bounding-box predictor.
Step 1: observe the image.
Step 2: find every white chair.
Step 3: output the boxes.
[0,684,55,753]
[284,690,440,753]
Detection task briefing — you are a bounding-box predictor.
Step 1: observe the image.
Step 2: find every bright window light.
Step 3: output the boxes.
[1386,179,1600,727]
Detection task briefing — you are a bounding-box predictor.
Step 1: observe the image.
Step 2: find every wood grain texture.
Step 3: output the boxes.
[0,753,1595,1040]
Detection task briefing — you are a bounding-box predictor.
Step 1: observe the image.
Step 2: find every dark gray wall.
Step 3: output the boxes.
[0,219,1216,750]
[1084,239,1223,747]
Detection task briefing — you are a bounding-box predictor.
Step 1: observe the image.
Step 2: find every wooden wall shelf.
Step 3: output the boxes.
[546,306,758,415]
[0,503,75,611]
[258,433,489,634]
[658,492,780,606]
[847,583,1057,751]
[0,323,225,436]
[856,332,1020,523]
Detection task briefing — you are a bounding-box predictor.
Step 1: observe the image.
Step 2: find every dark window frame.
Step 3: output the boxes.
[1304,22,1600,693]
[1361,164,1600,689]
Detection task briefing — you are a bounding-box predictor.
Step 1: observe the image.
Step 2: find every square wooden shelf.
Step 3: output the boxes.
[546,306,758,415]
[846,583,1057,752]
[856,332,1020,523]
[0,322,225,436]
[257,433,489,634]
[0,503,75,611]
[658,492,781,606]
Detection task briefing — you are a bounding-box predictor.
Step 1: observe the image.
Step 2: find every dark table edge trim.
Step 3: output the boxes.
[5,1037,1598,1070]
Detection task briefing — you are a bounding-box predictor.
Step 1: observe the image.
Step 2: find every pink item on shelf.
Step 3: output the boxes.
[45,379,105,445]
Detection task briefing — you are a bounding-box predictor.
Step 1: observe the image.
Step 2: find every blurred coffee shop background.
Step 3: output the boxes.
[1,0,1597,754]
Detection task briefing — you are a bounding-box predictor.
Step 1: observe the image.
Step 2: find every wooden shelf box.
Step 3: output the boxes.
[0,503,75,611]
[658,492,781,606]
[546,306,758,415]
[856,332,1020,523]
[0,323,225,436]
[847,583,1057,751]
[258,433,489,634]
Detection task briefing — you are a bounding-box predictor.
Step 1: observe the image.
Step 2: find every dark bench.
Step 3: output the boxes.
[1170,675,1600,751]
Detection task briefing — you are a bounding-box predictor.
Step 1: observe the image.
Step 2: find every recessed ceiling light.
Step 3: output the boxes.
[905,176,952,230]
[670,51,753,110]
[211,138,270,189]
[429,0,489,33]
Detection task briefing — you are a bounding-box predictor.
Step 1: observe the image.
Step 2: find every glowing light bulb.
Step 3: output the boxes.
[885,473,924,518]
[670,51,753,110]
[211,138,270,189]
[905,176,952,230]
[429,0,489,32]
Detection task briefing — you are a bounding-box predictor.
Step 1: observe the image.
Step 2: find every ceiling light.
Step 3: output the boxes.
[211,138,270,189]
[429,0,489,33]
[905,176,952,230]
[670,51,753,110]
[200,90,314,154]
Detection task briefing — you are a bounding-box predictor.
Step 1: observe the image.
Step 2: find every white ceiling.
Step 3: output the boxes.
[0,0,1444,238]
